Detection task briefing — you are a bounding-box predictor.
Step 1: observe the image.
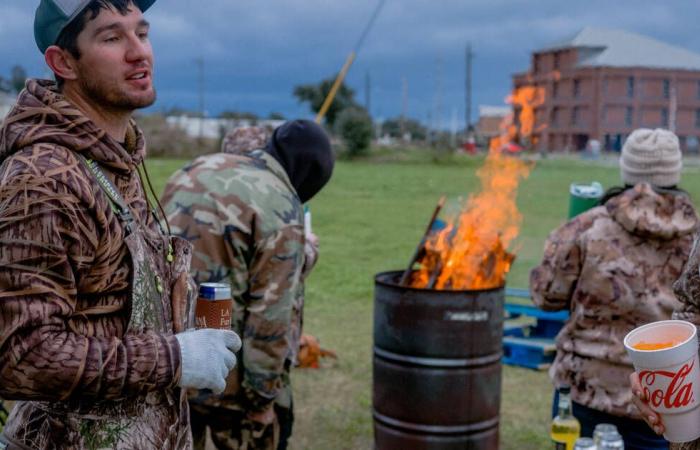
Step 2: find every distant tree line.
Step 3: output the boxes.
[0,65,28,94]
[293,75,434,158]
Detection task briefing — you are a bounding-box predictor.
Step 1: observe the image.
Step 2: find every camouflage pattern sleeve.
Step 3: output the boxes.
[671,441,700,450]
[240,225,304,412]
[673,233,700,325]
[0,172,179,401]
[529,213,595,311]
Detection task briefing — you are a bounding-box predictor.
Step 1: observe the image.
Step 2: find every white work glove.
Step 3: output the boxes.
[302,232,320,280]
[175,329,241,394]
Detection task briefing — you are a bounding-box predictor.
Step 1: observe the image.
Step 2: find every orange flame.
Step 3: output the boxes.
[411,150,533,290]
[488,112,516,153]
[489,84,546,152]
[509,85,545,139]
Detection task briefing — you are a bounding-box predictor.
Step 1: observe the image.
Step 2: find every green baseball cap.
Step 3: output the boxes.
[34,0,156,54]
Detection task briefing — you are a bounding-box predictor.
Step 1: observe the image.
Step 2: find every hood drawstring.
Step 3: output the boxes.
[123,123,171,238]
[137,161,172,238]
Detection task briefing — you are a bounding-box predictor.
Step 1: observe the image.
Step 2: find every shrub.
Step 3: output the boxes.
[335,107,373,157]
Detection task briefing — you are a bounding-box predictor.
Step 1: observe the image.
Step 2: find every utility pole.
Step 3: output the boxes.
[450,107,457,147]
[195,57,205,146]
[465,43,474,132]
[401,76,408,137]
[365,71,371,114]
[427,110,433,146]
[669,79,677,133]
[434,55,443,135]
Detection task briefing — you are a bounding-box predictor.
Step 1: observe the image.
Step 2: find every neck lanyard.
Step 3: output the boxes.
[79,155,174,263]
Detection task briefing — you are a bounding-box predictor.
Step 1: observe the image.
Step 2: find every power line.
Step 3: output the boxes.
[353,0,387,54]
[315,0,387,123]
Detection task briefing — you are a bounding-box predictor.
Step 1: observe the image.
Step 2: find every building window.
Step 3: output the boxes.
[695,109,700,128]
[573,79,581,98]
[553,53,560,70]
[663,79,670,99]
[697,81,700,100]
[627,77,635,98]
[572,107,580,126]
[553,82,559,98]
[625,107,633,127]
[533,56,539,74]
[551,107,559,127]
[661,108,669,127]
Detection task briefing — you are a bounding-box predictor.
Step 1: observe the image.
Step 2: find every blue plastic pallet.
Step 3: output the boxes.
[502,335,556,370]
[503,320,528,337]
[502,287,567,370]
[504,303,568,339]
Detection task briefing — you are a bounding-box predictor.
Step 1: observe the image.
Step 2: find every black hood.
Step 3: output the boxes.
[265,120,335,203]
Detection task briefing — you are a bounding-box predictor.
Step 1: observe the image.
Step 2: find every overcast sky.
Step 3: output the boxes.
[1,1,699,127]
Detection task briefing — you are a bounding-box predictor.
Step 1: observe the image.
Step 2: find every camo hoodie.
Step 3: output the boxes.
[530,183,698,419]
[0,80,191,449]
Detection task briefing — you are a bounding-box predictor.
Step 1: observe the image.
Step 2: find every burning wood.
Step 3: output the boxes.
[399,196,446,286]
[409,150,532,290]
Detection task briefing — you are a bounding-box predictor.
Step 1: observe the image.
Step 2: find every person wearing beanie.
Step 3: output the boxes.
[530,128,698,450]
[0,1,243,449]
[161,121,335,450]
[620,128,682,188]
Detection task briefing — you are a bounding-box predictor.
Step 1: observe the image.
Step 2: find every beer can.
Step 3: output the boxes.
[194,283,232,330]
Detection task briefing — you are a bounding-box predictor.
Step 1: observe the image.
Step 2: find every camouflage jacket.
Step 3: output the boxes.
[0,80,190,449]
[530,183,698,419]
[161,149,305,412]
[672,233,700,450]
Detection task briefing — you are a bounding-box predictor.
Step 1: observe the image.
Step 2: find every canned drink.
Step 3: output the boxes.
[593,424,618,447]
[573,437,596,449]
[194,283,233,330]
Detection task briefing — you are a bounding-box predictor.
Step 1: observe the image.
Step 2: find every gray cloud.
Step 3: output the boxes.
[1,1,698,124]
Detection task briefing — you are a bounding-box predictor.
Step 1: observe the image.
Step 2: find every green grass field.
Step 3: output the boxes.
[146,152,700,450]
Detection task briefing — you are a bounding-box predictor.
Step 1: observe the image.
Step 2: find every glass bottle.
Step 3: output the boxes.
[599,432,624,449]
[573,437,596,450]
[593,423,618,448]
[550,385,582,450]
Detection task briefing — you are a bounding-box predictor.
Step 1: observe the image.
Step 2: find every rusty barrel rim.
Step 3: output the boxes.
[374,270,504,294]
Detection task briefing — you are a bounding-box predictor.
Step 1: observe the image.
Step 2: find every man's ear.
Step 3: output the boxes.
[44,46,78,82]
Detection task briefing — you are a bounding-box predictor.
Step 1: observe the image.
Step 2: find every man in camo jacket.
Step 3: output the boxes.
[161,121,334,450]
[0,1,241,449]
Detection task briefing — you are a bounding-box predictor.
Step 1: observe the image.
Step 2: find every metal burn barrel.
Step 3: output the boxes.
[373,270,504,450]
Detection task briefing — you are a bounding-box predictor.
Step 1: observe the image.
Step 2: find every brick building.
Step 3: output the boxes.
[514,27,700,152]
[476,105,511,140]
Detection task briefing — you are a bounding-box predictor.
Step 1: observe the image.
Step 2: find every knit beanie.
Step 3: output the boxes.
[620,128,682,187]
[265,120,335,203]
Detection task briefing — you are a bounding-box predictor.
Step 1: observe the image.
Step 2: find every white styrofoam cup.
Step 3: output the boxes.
[624,320,700,443]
